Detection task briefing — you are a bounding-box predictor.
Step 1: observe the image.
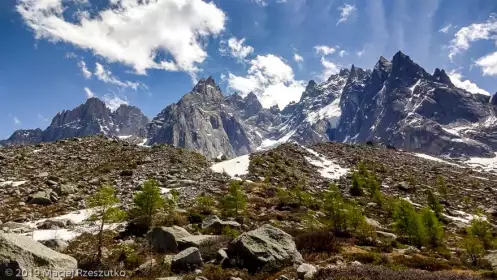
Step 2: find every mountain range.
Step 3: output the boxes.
[3,51,497,159]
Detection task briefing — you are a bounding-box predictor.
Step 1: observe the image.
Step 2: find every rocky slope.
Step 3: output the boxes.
[3,51,497,159]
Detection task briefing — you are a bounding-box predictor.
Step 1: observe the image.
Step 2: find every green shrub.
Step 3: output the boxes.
[295,230,340,253]
[421,208,444,247]
[426,190,443,217]
[393,200,427,247]
[467,216,494,250]
[350,172,365,196]
[276,185,316,209]
[462,235,485,267]
[221,181,247,218]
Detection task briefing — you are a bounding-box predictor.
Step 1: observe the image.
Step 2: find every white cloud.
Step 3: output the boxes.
[102,94,129,111]
[226,54,305,109]
[78,61,92,79]
[339,50,348,57]
[13,116,21,125]
[314,45,336,56]
[448,70,490,96]
[475,51,497,76]
[319,57,340,81]
[294,53,304,63]
[252,0,268,6]
[448,15,497,59]
[84,87,95,98]
[439,24,453,34]
[94,63,140,90]
[337,4,356,25]
[17,0,226,76]
[219,37,254,62]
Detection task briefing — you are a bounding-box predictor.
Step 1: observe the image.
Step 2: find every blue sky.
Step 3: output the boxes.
[1,0,497,139]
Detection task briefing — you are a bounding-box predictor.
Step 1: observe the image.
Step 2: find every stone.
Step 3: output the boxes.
[53,184,76,196]
[171,247,203,272]
[40,239,69,252]
[376,231,397,240]
[27,190,56,205]
[37,219,71,230]
[484,251,497,270]
[147,226,192,253]
[202,215,241,234]
[120,170,134,177]
[177,235,219,250]
[0,232,77,280]
[134,259,158,276]
[297,263,317,279]
[396,181,413,192]
[227,224,303,272]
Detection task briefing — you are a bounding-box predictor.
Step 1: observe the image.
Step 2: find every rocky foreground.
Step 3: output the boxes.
[1,136,497,279]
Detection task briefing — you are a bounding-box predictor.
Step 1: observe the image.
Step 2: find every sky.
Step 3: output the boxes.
[1,0,497,139]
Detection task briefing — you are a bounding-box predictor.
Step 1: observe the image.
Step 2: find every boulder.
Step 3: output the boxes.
[53,184,76,196]
[171,247,203,272]
[227,224,303,272]
[0,232,77,280]
[40,239,69,252]
[202,215,241,234]
[134,259,158,276]
[297,263,317,279]
[177,235,219,250]
[147,226,191,253]
[484,251,497,270]
[27,190,58,205]
[37,219,72,230]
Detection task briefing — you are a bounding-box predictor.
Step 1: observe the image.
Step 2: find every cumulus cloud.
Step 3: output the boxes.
[102,94,129,111]
[439,24,453,34]
[319,57,340,81]
[219,37,254,62]
[448,15,497,59]
[94,63,140,90]
[475,51,497,76]
[78,61,92,79]
[314,45,336,56]
[448,70,490,96]
[226,54,305,109]
[17,0,226,76]
[84,87,95,98]
[337,4,356,25]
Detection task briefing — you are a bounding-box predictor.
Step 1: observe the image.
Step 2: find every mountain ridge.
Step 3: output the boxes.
[3,51,497,159]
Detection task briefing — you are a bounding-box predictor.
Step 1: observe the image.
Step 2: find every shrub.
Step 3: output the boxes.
[427,190,443,217]
[276,185,316,209]
[130,179,165,228]
[392,254,452,271]
[421,208,444,247]
[295,230,340,253]
[467,216,494,250]
[350,172,365,196]
[195,193,216,215]
[437,176,449,199]
[462,235,485,266]
[393,200,427,247]
[221,181,247,218]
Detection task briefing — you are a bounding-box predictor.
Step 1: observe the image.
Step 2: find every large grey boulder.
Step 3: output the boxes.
[27,190,58,205]
[227,224,303,272]
[171,247,203,272]
[147,226,192,253]
[202,215,241,234]
[177,235,218,250]
[40,239,69,253]
[0,233,77,280]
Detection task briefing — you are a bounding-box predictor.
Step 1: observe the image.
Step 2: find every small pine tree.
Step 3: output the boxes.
[350,172,365,196]
[462,235,485,266]
[131,179,165,228]
[323,184,366,236]
[222,181,247,218]
[421,207,444,247]
[393,200,427,247]
[366,172,383,205]
[426,190,443,217]
[87,185,126,265]
[437,176,449,199]
[195,193,216,215]
[468,216,494,250]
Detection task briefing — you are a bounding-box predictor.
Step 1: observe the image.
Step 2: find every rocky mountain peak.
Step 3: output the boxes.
[189,77,224,103]
[433,68,454,87]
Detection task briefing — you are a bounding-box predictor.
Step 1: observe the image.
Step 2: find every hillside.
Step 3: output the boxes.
[1,136,497,279]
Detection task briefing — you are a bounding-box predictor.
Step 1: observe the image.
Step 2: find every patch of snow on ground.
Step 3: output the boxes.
[32,149,43,153]
[442,127,460,136]
[21,208,125,241]
[413,153,460,166]
[118,135,132,139]
[464,153,497,172]
[443,210,487,225]
[0,180,28,187]
[303,147,349,180]
[258,129,297,151]
[403,197,423,208]
[211,155,250,179]
[137,138,150,148]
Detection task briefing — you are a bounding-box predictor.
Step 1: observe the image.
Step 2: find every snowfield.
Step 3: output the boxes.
[303,147,349,180]
[210,154,250,179]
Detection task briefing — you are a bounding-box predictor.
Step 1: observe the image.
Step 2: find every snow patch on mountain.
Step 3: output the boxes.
[211,154,250,179]
[303,147,349,180]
